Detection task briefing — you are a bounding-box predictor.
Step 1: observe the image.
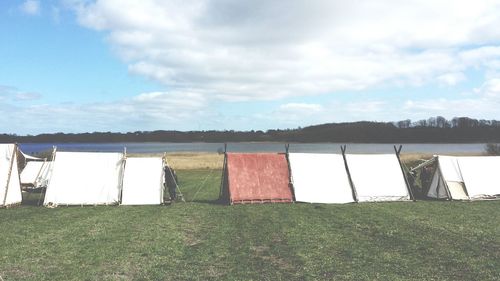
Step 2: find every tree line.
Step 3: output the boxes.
[1,116,500,143]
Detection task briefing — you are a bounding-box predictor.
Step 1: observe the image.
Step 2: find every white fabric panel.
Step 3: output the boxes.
[0,144,22,206]
[289,153,354,204]
[447,181,469,200]
[44,152,124,205]
[346,154,410,202]
[437,156,463,182]
[37,161,52,187]
[121,157,164,205]
[20,150,43,160]
[20,161,44,185]
[458,156,500,199]
[427,170,447,199]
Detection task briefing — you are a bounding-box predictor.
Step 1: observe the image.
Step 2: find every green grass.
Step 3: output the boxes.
[1,169,499,280]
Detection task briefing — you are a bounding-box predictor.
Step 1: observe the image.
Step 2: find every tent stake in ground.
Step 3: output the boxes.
[394,145,416,202]
[341,145,358,203]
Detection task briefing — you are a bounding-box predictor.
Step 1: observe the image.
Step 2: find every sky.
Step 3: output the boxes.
[2,0,500,134]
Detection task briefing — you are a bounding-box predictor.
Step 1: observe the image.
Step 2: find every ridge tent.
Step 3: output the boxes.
[43,152,125,206]
[346,154,411,202]
[288,153,355,204]
[20,161,51,188]
[220,153,293,204]
[458,156,500,199]
[0,144,22,207]
[427,156,500,200]
[426,156,468,200]
[121,157,164,205]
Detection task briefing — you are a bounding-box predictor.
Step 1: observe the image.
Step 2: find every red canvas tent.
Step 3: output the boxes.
[220,153,293,204]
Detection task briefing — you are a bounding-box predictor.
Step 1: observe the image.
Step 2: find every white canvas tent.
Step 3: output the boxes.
[0,144,22,207]
[458,156,500,199]
[288,153,355,203]
[427,156,500,200]
[346,154,411,202]
[427,156,468,200]
[20,161,52,188]
[121,157,164,205]
[43,152,125,206]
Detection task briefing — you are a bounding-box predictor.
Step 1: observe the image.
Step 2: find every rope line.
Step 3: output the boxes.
[191,169,217,202]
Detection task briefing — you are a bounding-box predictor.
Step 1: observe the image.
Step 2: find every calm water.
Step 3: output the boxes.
[18,142,490,155]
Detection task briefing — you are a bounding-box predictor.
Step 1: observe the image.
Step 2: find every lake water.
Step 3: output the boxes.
[18,142,490,155]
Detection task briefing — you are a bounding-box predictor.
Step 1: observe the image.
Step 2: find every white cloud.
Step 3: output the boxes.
[20,0,40,15]
[68,0,500,101]
[0,90,211,134]
[278,103,323,113]
[0,85,42,101]
[437,72,466,86]
[481,78,500,98]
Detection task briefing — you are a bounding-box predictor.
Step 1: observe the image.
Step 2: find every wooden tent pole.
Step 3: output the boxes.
[219,143,228,201]
[3,144,18,206]
[161,152,166,204]
[39,146,57,206]
[341,145,358,203]
[15,144,23,197]
[118,147,127,205]
[394,145,416,202]
[284,143,295,202]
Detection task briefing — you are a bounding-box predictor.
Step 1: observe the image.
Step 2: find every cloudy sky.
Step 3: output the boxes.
[2,0,500,134]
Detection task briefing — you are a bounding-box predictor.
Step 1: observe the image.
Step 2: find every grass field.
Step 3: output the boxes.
[1,159,500,280]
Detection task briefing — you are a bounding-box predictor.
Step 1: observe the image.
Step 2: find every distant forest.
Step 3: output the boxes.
[2,116,500,143]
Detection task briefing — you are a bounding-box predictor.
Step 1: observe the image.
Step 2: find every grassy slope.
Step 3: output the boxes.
[1,169,499,280]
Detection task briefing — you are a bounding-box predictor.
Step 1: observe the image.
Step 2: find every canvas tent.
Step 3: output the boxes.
[44,152,124,206]
[0,144,22,207]
[221,153,293,204]
[426,156,468,200]
[427,156,500,200]
[20,161,52,188]
[458,156,500,199]
[346,154,411,202]
[288,153,355,204]
[121,157,164,205]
